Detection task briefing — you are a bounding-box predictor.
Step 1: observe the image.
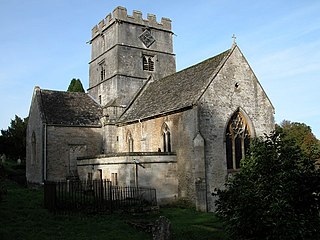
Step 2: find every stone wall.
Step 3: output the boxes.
[46,126,102,181]
[78,154,178,203]
[198,46,275,211]
[88,6,176,108]
[113,108,201,204]
[26,88,44,184]
[91,6,172,40]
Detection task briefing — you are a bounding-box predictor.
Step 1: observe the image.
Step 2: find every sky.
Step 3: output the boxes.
[0,0,319,138]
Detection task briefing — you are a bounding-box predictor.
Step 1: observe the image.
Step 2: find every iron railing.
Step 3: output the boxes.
[44,180,157,213]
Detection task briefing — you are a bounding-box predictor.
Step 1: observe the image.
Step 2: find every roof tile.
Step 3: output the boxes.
[119,49,230,123]
[39,90,102,126]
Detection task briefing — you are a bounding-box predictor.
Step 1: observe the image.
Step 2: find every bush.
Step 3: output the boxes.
[216,132,320,240]
[0,164,7,202]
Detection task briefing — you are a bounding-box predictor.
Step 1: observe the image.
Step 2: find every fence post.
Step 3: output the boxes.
[43,180,157,213]
[108,180,112,213]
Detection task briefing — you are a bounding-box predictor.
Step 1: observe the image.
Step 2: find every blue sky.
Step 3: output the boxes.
[0,0,319,138]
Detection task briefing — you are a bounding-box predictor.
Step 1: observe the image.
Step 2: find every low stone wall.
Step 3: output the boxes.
[77,153,178,204]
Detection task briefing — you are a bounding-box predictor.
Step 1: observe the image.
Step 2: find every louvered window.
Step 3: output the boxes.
[99,61,106,81]
[142,55,154,71]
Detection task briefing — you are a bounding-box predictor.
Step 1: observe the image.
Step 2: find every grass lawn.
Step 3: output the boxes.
[0,180,224,240]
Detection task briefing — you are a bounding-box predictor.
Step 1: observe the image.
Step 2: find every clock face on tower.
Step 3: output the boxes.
[139,29,156,48]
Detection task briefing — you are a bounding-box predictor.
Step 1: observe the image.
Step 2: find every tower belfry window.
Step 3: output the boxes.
[226,111,251,170]
[143,55,154,71]
[99,61,106,81]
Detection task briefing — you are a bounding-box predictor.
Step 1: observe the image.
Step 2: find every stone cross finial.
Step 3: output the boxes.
[232,34,237,45]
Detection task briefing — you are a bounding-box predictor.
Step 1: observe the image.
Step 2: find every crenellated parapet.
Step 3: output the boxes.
[91,6,172,38]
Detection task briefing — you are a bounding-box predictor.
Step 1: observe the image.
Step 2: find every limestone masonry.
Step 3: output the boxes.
[26,6,274,211]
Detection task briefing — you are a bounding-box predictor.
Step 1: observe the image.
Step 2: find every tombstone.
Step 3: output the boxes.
[1,154,6,163]
[17,158,21,165]
[152,216,171,240]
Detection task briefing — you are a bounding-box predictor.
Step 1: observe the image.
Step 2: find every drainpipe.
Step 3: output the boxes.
[43,124,47,182]
[139,119,142,139]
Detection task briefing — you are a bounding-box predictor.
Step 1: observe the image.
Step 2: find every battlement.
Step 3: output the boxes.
[91,6,172,38]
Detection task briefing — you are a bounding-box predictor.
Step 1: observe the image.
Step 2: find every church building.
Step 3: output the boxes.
[26,6,274,212]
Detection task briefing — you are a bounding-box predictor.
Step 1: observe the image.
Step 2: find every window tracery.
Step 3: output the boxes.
[226,111,251,170]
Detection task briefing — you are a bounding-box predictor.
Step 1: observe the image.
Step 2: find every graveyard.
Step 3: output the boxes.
[0,158,224,240]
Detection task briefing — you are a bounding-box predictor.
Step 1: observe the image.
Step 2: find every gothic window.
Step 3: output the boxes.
[111,173,118,186]
[99,61,106,81]
[226,111,251,170]
[162,123,171,152]
[31,132,36,165]
[142,55,154,71]
[127,132,134,152]
[98,95,102,104]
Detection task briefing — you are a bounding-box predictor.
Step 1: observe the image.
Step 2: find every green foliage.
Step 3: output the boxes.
[216,131,320,240]
[67,78,85,92]
[277,120,320,160]
[163,197,195,209]
[0,115,28,160]
[0,164,7,202]
[1,158,26,186]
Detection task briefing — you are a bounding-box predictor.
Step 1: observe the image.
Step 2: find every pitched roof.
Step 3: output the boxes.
[37,89,102,126]
[119,48,231,123]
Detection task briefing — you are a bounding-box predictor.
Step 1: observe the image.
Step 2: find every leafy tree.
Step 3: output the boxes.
[216,131,320,240]
[0,115,28,160]
[277,120,320,161]
[67,78,85,92]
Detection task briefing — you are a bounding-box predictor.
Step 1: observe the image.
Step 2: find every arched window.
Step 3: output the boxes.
[99,60,106,81]
[127,131,134,152]
[31,132,36,165]
[226,111,251,170]
[162,123,171,152]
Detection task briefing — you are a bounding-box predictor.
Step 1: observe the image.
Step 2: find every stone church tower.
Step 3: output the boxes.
[88,6,176,111]
[26,6,275,212]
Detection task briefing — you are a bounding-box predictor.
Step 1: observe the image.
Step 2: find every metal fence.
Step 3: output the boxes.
[44,180,157,213]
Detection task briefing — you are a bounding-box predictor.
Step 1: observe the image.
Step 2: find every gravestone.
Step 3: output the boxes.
[1,154,6,163]
[152,216,171,240]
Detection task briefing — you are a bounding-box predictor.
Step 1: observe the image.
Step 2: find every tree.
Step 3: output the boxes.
[277,120,320,161]
[216,131,320,240]
[67,78,85,92]
[0,115,28,160]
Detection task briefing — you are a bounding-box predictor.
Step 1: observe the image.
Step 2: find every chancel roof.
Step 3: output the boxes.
[37,89,102,126]
[119,48,231,124]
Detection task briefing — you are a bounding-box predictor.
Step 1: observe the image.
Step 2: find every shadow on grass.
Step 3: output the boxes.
[0,180,224,240]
